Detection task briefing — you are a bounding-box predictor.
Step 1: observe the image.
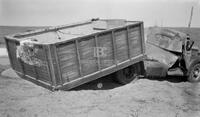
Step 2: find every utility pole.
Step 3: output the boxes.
[188,6,194,28]
[161,19,163,27]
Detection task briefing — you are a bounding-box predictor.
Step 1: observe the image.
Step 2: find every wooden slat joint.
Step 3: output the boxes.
[46,45,57,87]
[75,40,83,77]
[53,45,64,85]
[126,26,131,59]
[140,23,145,54]
[94,35,101,71]
[111,31,118,66]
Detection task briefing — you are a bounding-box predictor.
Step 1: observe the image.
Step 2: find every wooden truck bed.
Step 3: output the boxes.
[5,19,146,90]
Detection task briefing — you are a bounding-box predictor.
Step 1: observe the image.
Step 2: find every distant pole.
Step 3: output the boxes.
[154,20,157,27]
[188,6,194,28]
[161,19,163,27]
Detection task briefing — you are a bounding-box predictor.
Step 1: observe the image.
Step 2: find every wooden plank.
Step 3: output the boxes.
[140,23,145,54]
[5,38,13,68]
[129,26,140,31]
[93,33,114,69]
[11,41,25,74]
[16,71,54,91]
[79,37,98,75]
[7,41,15,69]
[75,40,83,76]
[33,65,39,80]
[126,27,131,59]
[111,31,118,65]
[57,44,75,52]
[53,45,64,85]
[46,45,56,87]
[115,29,129,63]
[94,35,101,70]
[34,46,50,82]
[128,25,142,57]
[57,42,79,82]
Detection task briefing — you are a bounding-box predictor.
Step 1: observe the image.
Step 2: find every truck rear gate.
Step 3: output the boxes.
[5,19,146,90]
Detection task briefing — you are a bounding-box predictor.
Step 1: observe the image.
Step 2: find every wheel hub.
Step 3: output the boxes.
[193,68,200,80]
[123,67,136,79]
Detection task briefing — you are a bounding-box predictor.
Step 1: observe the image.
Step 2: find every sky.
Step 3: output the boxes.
[0,0,200,27]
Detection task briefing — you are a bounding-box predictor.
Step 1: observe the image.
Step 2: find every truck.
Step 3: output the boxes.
[5,18,146,90]
[146,27,200,83]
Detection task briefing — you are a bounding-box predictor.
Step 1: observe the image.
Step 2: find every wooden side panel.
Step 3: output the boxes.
[115,29,129,63]
[6,40,51,84]
[49,45,63,85]
[97,33,114,69]
[35,66,50,82]
[128,26,142,57]
[7,40,23,73]
[20,45,51,83]
[22,63,37,78]
[57,42,79,82]
[34,46,51,83]
[79,37,98,75]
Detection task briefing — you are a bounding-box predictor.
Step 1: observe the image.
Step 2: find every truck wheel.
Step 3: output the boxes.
[115,65,138,84]
[188,63,200,82]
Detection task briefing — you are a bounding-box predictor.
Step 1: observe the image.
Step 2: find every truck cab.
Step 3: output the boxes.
[146,27,200,82]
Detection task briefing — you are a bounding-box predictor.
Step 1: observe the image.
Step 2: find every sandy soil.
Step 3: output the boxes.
[0,48,7,57]
[0,66,200,117]
[0,48,200,117]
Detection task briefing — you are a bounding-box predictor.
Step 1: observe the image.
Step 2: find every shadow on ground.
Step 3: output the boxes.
[71,74,123,91]
[71,73,187,91]
[141,75,188,83]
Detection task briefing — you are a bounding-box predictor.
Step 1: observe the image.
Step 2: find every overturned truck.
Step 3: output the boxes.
[146,27,200,83]
[5,19,146,90]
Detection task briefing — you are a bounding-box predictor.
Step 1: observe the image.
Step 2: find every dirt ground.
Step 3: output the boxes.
[0,55,200,117]
[1,26,200,117]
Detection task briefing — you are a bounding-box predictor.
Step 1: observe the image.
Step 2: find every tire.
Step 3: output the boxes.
[188,63,200,83]
[115,65,138,85]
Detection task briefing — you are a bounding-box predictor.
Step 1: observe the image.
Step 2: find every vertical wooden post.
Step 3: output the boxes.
[33,65,39,80]
[139,22,145,54]
[5,38,13,68]
[52,45,64,85]
[94,35,101,71]
[46,45,57,87]
[14,40,25,75]
[75,40,83,76]
[126,27,131,59]
[33,45,39,80]
[111,31,118,65]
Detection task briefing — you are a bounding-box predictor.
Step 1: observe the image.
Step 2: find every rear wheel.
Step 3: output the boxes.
[188,63,200,82]
[115,62,144,84]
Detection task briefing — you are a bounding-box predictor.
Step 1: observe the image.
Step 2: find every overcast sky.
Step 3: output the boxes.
[0,0,200,27]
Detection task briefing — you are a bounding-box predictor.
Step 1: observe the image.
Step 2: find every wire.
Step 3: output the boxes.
[57,30,83,36]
